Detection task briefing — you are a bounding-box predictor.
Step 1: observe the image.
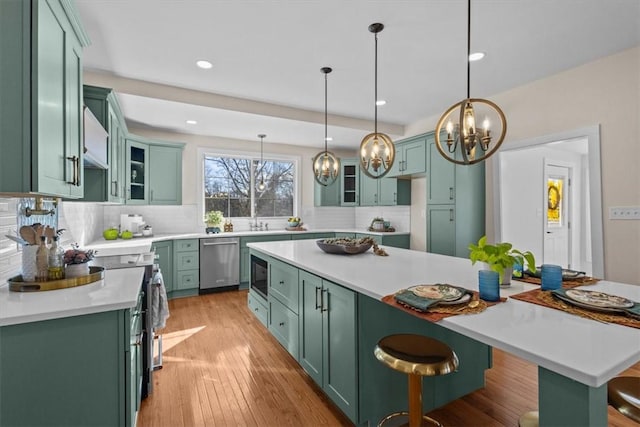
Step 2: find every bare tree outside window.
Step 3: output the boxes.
[204,156,294,218]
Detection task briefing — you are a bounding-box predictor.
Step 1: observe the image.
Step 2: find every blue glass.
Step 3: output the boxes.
[479,270,500,301]
[541,264,562,290]
[512,261,524,279]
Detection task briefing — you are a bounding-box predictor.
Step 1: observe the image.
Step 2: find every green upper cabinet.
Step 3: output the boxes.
[339,158,359,206]
[0,0,90,197]
[314,176,341,207]
[387,134,427,178]
[125,136,184,205]
[360,174,411,206]
[82,85,127,203]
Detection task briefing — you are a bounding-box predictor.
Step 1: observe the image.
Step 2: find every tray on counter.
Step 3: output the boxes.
[8,266,105,292]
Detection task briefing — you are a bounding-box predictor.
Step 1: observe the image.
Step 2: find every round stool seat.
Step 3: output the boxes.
[608,376,640,423]
[374,334,459,377]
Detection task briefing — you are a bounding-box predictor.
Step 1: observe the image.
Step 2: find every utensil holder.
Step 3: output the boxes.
[21,246,38,282]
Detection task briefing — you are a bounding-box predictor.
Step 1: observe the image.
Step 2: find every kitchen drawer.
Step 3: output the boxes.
[269,259,299,313]
[248,289,268,327]
[175,251,199,271]
[268,296,299,360]
[175,239,198,252]
[175,271,198,291]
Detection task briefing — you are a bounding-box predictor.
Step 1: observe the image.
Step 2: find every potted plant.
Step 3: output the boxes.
[468,235,536,286]
[205,210,224,233]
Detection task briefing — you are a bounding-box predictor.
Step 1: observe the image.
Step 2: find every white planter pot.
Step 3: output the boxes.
[65,263,90,278]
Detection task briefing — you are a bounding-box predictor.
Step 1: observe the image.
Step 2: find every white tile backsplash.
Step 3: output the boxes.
[355,206,411,232]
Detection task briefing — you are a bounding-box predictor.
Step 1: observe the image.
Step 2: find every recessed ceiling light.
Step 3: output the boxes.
[196,60,212,69]
[376,100,386,106]
[186,120,197,125]
[469,52,485,62]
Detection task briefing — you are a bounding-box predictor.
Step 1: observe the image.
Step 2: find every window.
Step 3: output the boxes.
[203,154,296,218]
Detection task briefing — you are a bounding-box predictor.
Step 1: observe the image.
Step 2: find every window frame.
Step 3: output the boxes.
[197,147,300,224]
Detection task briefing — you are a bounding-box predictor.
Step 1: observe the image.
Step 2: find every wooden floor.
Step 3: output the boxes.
[138,290,639,427]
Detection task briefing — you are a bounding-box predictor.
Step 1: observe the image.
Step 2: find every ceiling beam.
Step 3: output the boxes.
[83,70,405,135]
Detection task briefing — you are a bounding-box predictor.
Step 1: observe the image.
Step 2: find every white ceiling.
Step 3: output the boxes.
[76,0,640,150]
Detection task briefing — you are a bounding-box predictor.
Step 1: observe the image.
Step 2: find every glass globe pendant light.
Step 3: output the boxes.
[359,23,395,179]
[434,0,507,165]
[312,67,340,186]
[256,134,267,192]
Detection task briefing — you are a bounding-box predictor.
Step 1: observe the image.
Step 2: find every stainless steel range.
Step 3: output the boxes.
[92,250,156,399]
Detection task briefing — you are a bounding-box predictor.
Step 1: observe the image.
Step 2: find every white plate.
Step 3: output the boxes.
[438,293,471,306]
[565,289,634,309]
[409,284,464,301]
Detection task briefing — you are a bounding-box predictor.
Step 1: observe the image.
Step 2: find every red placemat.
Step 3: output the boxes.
[511,288,640,329]
[382,291,506,323]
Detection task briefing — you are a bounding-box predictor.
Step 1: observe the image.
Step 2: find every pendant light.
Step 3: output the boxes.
[312,67,340,186]
[434,0,507,165]
[256,134,266,192]
[359,23,395,179]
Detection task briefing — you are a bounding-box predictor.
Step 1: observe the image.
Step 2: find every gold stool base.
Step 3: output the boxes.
[518,411,539,427]
[378,411,443,427]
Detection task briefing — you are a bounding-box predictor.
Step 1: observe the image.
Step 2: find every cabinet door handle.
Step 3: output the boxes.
[394,192,397,203]
[111,181,118,197]
[150,189,154,202]
[321,289,328,312]
[449,187,454,200]
[450,209,454,222]
[315,286,321,310]
[66,155,79,186]
[374,193,378,204]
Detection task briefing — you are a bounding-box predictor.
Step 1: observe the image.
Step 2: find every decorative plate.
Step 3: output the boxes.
[316,239,372,255]
[564,289,635,309]
[408,284,465,302]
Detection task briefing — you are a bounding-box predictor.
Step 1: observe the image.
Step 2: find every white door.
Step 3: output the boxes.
[543,162,571,267]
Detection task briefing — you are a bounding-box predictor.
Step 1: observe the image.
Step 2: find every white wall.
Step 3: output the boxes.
[404,46,640,284]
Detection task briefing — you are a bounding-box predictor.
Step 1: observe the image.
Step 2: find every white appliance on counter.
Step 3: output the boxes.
[120,214,146,237]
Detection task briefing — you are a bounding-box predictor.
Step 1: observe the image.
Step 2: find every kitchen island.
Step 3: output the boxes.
[248,239,640,427]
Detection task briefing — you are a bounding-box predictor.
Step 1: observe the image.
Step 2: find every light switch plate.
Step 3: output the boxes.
[609,206,640,220]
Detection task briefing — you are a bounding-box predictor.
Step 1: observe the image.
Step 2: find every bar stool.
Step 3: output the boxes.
[608,376,640,423]
[374,334,459,427]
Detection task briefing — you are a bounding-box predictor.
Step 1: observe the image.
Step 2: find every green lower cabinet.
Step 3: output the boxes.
[335,232,356,238]
[240,234,291,286]
[299,270,358,422]
[357,294,490,425]
[0,308,136,426]
[268,296,299,360]
[152,240,173,293]
[248,289,268,327]
[172,239,199,298]
[427,205,456,256]
[356,233,410,249]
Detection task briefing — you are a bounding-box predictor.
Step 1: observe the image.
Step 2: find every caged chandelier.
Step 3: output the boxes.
[434,0,507,165]
[312,67,340,186]
[359,23,395,179]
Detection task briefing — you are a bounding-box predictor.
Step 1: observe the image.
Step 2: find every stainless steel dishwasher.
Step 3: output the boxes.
[199,237,240,291]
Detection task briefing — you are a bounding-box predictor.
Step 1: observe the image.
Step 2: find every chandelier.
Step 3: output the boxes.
[359,23,395,179]
[312,67,340,186]
[434,0,507,165]
[256,134,266,192]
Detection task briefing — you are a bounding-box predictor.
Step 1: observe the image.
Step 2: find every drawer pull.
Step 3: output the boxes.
[279,322,285,327]
[315,286,321,310]
[321,288,328,312]
[279,280,284,285]
[254,307,259,312]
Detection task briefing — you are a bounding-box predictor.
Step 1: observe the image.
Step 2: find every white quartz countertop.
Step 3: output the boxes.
[85,229,409,256]
[0,267,144,327]
[248,239,640,388]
